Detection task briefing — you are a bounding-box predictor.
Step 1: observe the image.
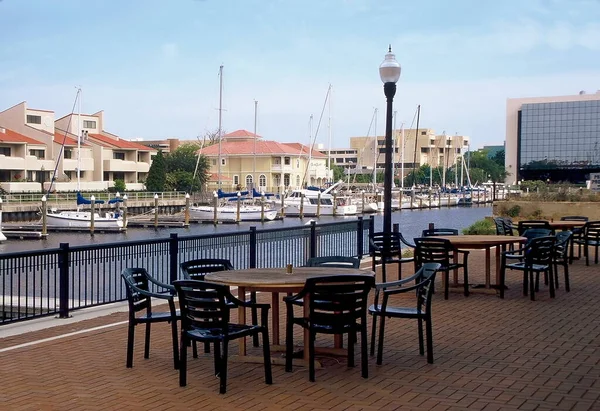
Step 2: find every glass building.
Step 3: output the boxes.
[517,99,600,183]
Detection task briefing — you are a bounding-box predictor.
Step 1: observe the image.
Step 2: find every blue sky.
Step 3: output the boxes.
[1,0,599,149]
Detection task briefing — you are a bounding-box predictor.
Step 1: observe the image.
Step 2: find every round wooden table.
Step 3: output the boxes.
[547,220,585,231]
[206,266,375,358]
[436,235,527,292]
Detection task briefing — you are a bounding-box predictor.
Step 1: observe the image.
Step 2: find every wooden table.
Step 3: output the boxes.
[205,266,375,360]
[547,220,585,231]
[436,235,527,292]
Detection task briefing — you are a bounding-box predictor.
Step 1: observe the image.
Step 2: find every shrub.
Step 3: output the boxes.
[506,205,521,218]
[462,218,495,235]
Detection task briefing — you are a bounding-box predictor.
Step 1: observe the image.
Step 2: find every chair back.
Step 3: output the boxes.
[518,220,551,235]
[306,256,360,269]
[416,263,438,314]
[303,275,374,331]
[180,258,234,281]
[554,230,572,260]
[525,236,556,266]
[421,228,459,237]
[522,228,553,244]
[494,218,507,236]
[370,232,402,257]
[583,221,600,238]
[121,268,152,315]
[173,280,232,332]
[414,237,452,268]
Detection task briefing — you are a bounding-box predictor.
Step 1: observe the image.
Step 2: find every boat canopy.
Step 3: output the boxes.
[217,189,249,199]
[108,197,123,204]
[77,192,105,205]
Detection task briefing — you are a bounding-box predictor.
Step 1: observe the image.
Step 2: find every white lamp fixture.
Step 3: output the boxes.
[379,45,401,84]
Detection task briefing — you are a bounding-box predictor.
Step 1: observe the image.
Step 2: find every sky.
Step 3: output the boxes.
[1,0,600,150]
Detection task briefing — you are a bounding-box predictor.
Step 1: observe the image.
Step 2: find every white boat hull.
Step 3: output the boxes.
[189,205,278,221]
[46,211,125,229]
[284,203,357,216]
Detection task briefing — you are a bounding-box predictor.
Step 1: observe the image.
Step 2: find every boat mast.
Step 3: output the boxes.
[373,108,378,187]
[411,105,420,187]
[77,87,82,193]
[253,99,258,190]
[327,84,332,184]
[217,65,223,191]
[442,131,447,189]
[401,124,405,189]
[392,111,397,188]
[308,114,313,187]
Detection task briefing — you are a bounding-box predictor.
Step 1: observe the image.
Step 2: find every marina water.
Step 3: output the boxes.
[0,206,492,253]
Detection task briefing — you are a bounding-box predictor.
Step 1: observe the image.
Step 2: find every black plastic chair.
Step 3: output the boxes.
[414,237,469,299]
[369,263,441,365]
[494,217,508,236]
[370,231,415,282]
[561,216,588,261]
[571,221,600,266]
[173,280,272,394]
[306,256,361,269]
[553,231,572,292]
[121,268,179,369]
[421,228,459,237]
[517,220,551,236]
[284,274,375,382]
[499,236,556,300]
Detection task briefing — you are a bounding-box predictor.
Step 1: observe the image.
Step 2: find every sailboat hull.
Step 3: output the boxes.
[189,205,278,222]
[46,211,125,229]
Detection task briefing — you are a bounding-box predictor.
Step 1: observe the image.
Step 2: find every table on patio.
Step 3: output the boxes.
[436,235,527,294]
[547,220,586,231]
[205,266,375,362]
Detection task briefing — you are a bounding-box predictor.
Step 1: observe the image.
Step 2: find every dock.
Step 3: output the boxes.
[2,224,124,233]
[3,230,46,239]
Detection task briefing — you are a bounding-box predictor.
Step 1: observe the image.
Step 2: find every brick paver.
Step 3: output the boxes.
[1,250,599,410]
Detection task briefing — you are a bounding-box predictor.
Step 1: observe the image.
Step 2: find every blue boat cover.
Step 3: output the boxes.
[77,192,106,205]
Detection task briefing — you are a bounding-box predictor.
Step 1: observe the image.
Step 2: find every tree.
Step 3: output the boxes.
[164,143,210,193]
[113,179,126,193]
[201,128,226,146]
[145,150,167,192]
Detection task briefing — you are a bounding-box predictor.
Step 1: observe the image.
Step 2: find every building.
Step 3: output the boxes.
[0,101,155,193]
[350,128,470,180]
[200,129,332,193]
[506,92,600,184]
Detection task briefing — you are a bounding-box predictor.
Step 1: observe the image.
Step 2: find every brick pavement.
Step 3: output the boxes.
[1,250,599,410]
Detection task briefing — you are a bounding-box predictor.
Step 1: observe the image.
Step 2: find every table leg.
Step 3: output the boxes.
[271,292,280,346]
[238,286,247,356]
[495,245,503,287]
[453,250,459,285]
[485,247,491,288]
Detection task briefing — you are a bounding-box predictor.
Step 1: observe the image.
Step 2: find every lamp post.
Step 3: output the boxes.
[379,45,401,235]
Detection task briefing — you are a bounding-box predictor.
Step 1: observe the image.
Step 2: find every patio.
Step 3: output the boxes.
[1,250,599,410]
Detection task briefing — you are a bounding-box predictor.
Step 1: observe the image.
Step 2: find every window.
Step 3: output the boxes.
[273,158,281,165]
[284,157,290,165]
[64,149,73,159]
[212,159,217,166]
[296,175,300,187]
[0,147,11,156]
[296,159,300,168]
[113,152,125,160]
[233,175,239,185]
[29,149,45,159]
[421,131,427,135]
[83,120,96,129]
[245,174,253,187]
[26,115,41,124]
[259,174,266,187]
[221,158,226,166]
[284,174,290,187]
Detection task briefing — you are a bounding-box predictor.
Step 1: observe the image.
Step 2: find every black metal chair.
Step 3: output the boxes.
[421,228,459,237]
[499,236,556,300]
[560,216,588,262]
[173,280,272,394]
[306,256,361,269]
[369,263,440,365]
[571,221,600,266]
[517,220,551,236]
[370,231,415,283]
[121,268,179,369]
[553,230,572,292]
[284,275,375,382]
[414,237,469,299]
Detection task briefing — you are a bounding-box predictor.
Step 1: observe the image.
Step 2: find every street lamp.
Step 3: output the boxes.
[379,45,401,235]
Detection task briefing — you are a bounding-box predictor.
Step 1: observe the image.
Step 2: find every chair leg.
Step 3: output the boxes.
[126,322,135,368]
[262,329,273,385]
[347,329,355,368]
[499,261,506,299]
[309,330,316,382]
[370,314,377,357]
[144,322,151,359]
[179,335,188,387]
[523,270,528,296]
[529,271,535,301]
[285,311,294,373]
[360,324,368,378]
[213,342,221,376]
[564,263,570,292]
[444,271,449,300]
[203,342,210,354]
[425,318,434,364]
[376,315,386,365]
[381,262,387,283]
[170,318,179,369]
[417,318,424,356]
[548,267,556,299]
[219,341,229,394]
[251,292,259,347]
[553,262,560,289]
[463,266,469,297]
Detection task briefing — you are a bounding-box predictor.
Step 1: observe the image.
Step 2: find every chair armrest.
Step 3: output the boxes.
[375,270,423,290]
[398,233,416,249]
[283,288,309,305]
[128,283,175,301]
[502,245,526,256]
[146,275,176,294]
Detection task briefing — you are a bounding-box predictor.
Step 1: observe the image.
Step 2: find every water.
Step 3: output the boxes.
[0,206,492,253]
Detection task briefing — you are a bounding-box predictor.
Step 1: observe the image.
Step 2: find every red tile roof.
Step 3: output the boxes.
[88,133,153,151]
[223,129,260,138]
[207,173,232,182]
[54,130,87,147]
[200,140,326,157]
[0,127,44,144]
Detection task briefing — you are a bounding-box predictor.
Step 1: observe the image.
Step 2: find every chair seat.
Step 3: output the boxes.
[379,256,414,264]
[506,262,549,272]
[291,317,359,335]
[137,310,180,323]
[186,323,263,341]
[368,304,422,318]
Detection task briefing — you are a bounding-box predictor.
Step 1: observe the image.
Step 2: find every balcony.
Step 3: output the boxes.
[103,159,150,173]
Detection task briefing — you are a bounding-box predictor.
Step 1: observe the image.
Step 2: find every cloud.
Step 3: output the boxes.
[161,43,179,60]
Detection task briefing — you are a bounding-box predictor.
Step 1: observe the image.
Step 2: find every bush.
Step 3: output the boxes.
[462,218,495,235]
[506,205,521,218]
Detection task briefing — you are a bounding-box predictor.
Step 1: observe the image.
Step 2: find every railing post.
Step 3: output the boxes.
[169,233,178,284]
[58,242,70,319]
[356,216,364,259]
[249,226,257,268]
[309,220,317,259]
[393,223,399,234]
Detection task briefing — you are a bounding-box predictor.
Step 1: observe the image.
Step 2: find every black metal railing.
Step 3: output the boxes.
[0,217,373,325]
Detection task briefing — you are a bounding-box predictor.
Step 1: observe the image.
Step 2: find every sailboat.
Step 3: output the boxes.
[45,88,125,229]
[188,66,279,222]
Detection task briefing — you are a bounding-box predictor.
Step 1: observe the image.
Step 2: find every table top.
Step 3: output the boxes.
[435,234,527,247]
[547,220,586,229]
[205,267,375,289]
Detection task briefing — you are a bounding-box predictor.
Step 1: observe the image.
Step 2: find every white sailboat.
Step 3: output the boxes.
[188,66,279,222]
[45,88,125,229]
[284,180,357,216]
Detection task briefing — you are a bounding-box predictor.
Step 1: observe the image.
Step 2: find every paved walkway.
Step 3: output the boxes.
[1,251,599,410]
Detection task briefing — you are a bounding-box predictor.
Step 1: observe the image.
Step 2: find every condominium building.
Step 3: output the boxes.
[200,129,332,193]
[506,92,600,184]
